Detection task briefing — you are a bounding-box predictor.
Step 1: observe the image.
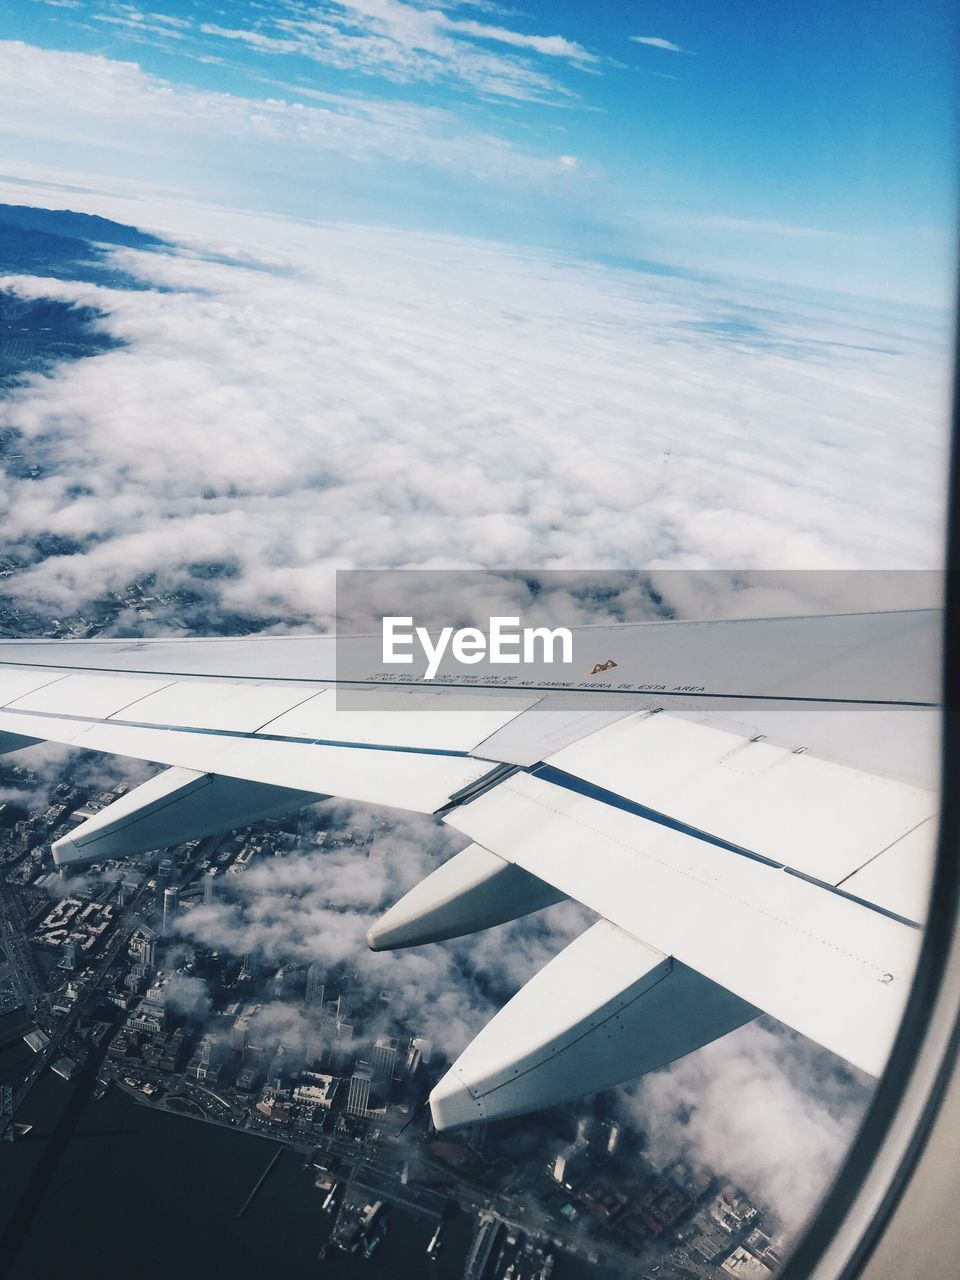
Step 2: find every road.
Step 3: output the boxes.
[0,885,43,1015]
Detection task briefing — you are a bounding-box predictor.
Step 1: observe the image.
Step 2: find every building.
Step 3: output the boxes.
[722,1247,774,1278]
[267,1042,300,1087]
[293,1073,340,1109]
[187,1033,221,1081]
[23,1028,50,1054]
[371,1036,398,1093]
[127,998,166,1038]
[412,1036,433,1065]
[117,877,141,906]
[370,1036,398,1106]
[255,1097,290,1125]
[129,932,157,968]
[155,856,174,907]
[34,897,114,952]
[161,886,179,937]
[551,1139,590,1191]
[229,1004,260,1052]
[710,1188,760,1236]
[346,1061,373,1117]
[126,977,170,1037]
[203,867,218,906]
[603,1119,622,1156]
[305,962,324,1008]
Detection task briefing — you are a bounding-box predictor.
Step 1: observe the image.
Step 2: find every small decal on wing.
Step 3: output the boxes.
[587,659,618,676]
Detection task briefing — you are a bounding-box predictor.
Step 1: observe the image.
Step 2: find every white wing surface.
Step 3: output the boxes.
[0,610,940,1129]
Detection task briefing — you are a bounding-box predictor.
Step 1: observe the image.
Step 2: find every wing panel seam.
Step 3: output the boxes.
[498,777,918,969]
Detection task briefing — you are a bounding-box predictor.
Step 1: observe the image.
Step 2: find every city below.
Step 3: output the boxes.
[0,718,785,1280]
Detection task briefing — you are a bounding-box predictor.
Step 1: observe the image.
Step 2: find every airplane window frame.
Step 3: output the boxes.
[780,300,960,1279]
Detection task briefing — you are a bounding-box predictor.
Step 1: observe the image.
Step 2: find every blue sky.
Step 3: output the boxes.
[2,0,957,303]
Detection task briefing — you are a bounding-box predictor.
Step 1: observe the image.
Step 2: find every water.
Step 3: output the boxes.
[0,1063,612,1280]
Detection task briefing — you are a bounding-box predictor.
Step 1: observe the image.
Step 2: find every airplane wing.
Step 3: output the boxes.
[0,609,941,1129]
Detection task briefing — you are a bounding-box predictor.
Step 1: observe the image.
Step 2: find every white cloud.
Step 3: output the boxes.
[175,802,592,1056]
[198,24,303,56]
[0,198,949,629]
[194,0,599,104]
[0,42,576,187]
[442,16,599,65]
[93,4,190,42]
[697,213,866,241]
[630,36,684,53]
[624,1019,870,1230]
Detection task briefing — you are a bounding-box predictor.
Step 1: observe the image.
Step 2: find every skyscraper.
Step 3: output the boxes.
[304,962,324,1008]
[241,947,263,980]
[156,856,174,899]
[229,1013,250,1053]
[130,932,157,968]
[371,1036,398,1098]
[346,1061,373,1117]
[161,886,179,937]
[412,1036,433,1066]
[203,867,217,906]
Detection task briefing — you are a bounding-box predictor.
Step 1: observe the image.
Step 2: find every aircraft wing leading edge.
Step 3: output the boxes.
[0,610,940,1129]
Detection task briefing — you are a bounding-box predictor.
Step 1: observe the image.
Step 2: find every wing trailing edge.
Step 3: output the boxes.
[445,771,925,1077]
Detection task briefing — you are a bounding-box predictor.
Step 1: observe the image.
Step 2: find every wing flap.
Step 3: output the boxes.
[840,818,938,924]
[102,679,320,734]
[7,673,175,718]
[544,711,936,885]
[445,771,922,1076]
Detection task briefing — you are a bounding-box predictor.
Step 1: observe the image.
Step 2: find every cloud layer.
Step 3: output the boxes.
[176,802,593,1058]
[0,40,578,193]
[0,208,950,631]
[625,1019,870,1231]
